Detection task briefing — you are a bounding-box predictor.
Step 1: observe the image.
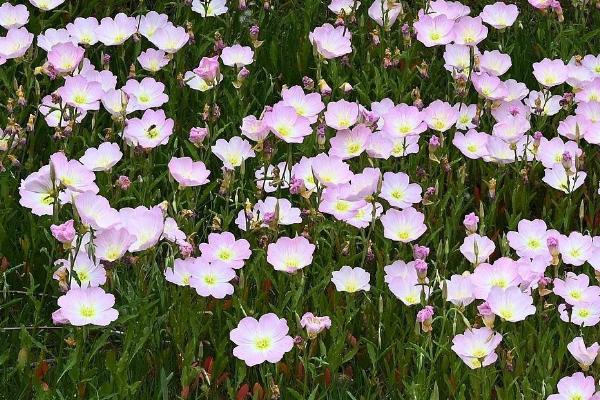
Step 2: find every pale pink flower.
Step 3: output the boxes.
[54,254,106,289]
[123,77,168,111]
[443,44,474,73]
[390,135,420,157]
[56,287,118,326]
[452,130,489,159]
[165,257,198,286]
[138,48,170,72]
[96,13,137,46]
[263,104,312,143]
[66,17,99,45]
[380,171,422,209]
[558,115,591,141]
[168,157,211,187]
[211,136,255,169]
[230,313,294,366]
[388,278,430,306]
[308,23,352,59]
[58,75,104,111]
[492,116,530,144]
[19,166,57,216]
[542,167,586,194]
[451,327,502,369]
[507,219,553,259]
[367,0,403,27]
[329,124,372,159]
[191,0,228,17]
[547,372,597,400]
[525,90,562,116]
[380,207,427,243]
[49,153,97,196]
[459,234,495,264]
[428,0,470,19]
[300,312,331,339]
[119,206,165,252]
[533,58,568,87]
[455,104,477,130]
[503,79,530,101]
[37,28,75,53]
[537,137,581,171]
[51,219,76,244]
[319,186,366,221]
[413,14,455,47]
[567,337,600,371]
[311,153,354,187]
[559,302,600,327]
[480,2,519,29]
[241,115,270,142]
[199,232,251,269]
[79,142,123,172]
[423,100,459,132]
[221,44,254,67]
[94,227,136,262]
[280,85,324,122]
[470,258,521,299]
[445,273,475,307]
[235,197,302,231]
[255,162,290,193]
[324,99,359,130]
[267,236,315,273]
[29,0,65,11]
[0,3,29,29]
[471,72,508,100]
[123,109,174,149]
[161,217,187,245]
[486,286,535,322]
[138,11,170,39]
[331,266,370,293]
[479,50,512,76]
[150,25,189,54]
[189,261,236,298]
[452,16,488,46]
[382,104,427,138]
[554,272,600,306]
[192,55,221,83]
[558,232,594,266]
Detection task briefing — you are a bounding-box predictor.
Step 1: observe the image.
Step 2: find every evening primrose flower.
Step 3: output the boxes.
[79,142,123,172]
[96,13,137,46]
[168,157,211,188]
[119,206,165,252]
[423,100,459,132]
[138,11,170,39]
[445,273,475,307]
[380,171,422,209]
[492,116,531,144]
[567,337,600,371]
[211,136,255,169]
[73,192,120,230]
[554,273,600,305]
[537,137,581,171]
[138,49,170,72]
[94,228,136,263]
[267,236,315,273]
[331,266,370,293]
[46,42,85,74]
[263,104,312,143]
[380,207,427,243]
[191,0,228,17]
[165,257,198,286]
[309,23,352,59]
[525,90,562,116]
[50,220,76,244]
[559,302,600,327]
[367,0,403,28]
[382,104,427,138]
[53,254,106,289]
[221,44,254,67]
[55,287,118,326]
[547,372,598,400]
[123,109,175,149]
[388,279,430,306]
[241,115,270,142]
[255,162,290,193]
[413,14,455,47]
[459,234,495,265]
[452,16,488,46]
[470,258,521,299]
[319,186,366,221]
[66,17,100,46]
[37,28,75,52]
[451,327,502,369]
[329,124,372,159]
[506,219,553,259]
[230,313,294,367]
[542,167,586,194]
[324,99,359,130]
[29,0,65,11]
[0,3,29,29]
[455,104,477,130]
[443,44,474,73]
[428,0,470,19]
[123,77,169,111]
[189,261,236,298]
[452,130,490,160]
[280,85,325,122]
[311,153,354,187]
[486,286,536,322]
[300,312,331,339]
[149,25,189,54]
[235,197,302,231]
[480,2,519,29]
[471,72,508,100]
[533,58,568,88]
[199,232,251,269]
[19,166,58,216]
[389,135,420,157]
[49,152,97,194]
[58,75,104,111]
[479,50,512,76]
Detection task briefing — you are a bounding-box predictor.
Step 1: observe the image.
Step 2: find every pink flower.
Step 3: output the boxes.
[452,16,488,46]
[263,104,312,143]
[37,28,75,52]
[567,337,600,371]
[119,206,165,252]
[423,100,459,132]
[331,266,370,292]
[455,104,477,130]
[241,115,269,142]
[168,157,211,188]
[66,17,99,45]
[479,50,512,76]
[486,286,535,322]
[533,58,568,87]
[428,0,470,19]
[255,162,290,193]
[547,372,597,400]
[221,44,254,67]
[235,197,302,231]
[138,48,170,72]
[211,136,255,169]
[300,312,332,339]
[471,72,508,100]
[537,137,581,170]
[507,219,552,259]
[191,0,228,17]
[56,287,118,326]
[49,152,97,193]
[309,23,352,59]
[319,186,366,221]
[559,302,600,327]
[58,75,104,111]
[149,25,189,54]
[554,272,600,306]
[165,257,197,286]
[0,27,33,60]
[189,260,236,298]
[0,3,29,29]
[267,236,315,273]
[311,153,354,186]
[123,109,175,149]
[380,171,422,209]
[123,77,168,111]
[193,56,221,83]
[74,192,120,230]
[451,327,502,369]
[459,234,495,264]
[480,2,519,29]
[96,13,137,46]
[492,116,530,144]
[368,0,403,27]
[161,217,187,245]
[413,14,455,47]
[189,127,209,145]
[51,220,76,244]
[19,166,57,216]
[542,166,586,194]
[281,85,325,121]
[47,42,85,74]
[382,104,427,138]
[199,232,251,269]
[463,212,479,234]
[453,130,489,159]
[470,258,521,299]
[230,313,294,366]
[324,99,359,130]
[79,142,123,172]
[53,254,106,289]
[138,11,169,40]
[380,207,427,243]
[29,0,65,11]
[388,278,430,306]
[445,274,475,307]
[329,124,371,159]
[94,227,136,262]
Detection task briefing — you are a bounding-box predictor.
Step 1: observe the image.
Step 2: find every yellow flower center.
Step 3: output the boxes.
[80,305,96,318]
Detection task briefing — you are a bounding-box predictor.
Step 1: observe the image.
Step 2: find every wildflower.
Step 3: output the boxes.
[221,44,254,67]
[50,220,76,244]
[55,287,118,326]
[119,206,165,252]
[331,266,370,293]
[168,157,211,188]
[537,137,581,171]
[241,115,269,142]
[479,50,512,76]
[324,99,359,130]
[230,313,294,366]
[138,49,171,73]
[300,313,331,339]
[255,162,290,193]
[486,286,536,322]
[451,327,502,369]
[553,273,600,305]
[413,14,455,47]
[329,124,372,159]
[79,142,123,172]
[150,25,189,54]
[123,109,174,149]
[367,0,403,28]
[211,136,255,169]
[263,104,312,143]
[311,153,354,187]
[199,232,251,269]
[165,257,197,286]
[96,13,137,46]
[506,219,553,259]
[18,166,57,216]
[191,0,229,17]
[189,261,236,298]
[380,172,422,209]
[459,234,495,265]
[445,273,475,307]
[53,254,106,289]
[309,23,352,59]
[471,73,508,100]
[480,2,519,29]
[470,258,521,299]
[49,152,97,193]
[547,372,598,400]
[423,100,459,132]
[532,58,568,88]
[29,0,66,11]
[123,77,168,111]
[267,236,315,273]
[280,85,325,122]
[567,337,600,371]
[416,306,435,332]
[463,212,479,234]
[380,207,427,243]
[413,245,430,260]
[559,302,600,327]
[0,3,29,29]
[58,75,104,111]
[66,17,99,45]
[543,166,587,194]
[452,16,488,46]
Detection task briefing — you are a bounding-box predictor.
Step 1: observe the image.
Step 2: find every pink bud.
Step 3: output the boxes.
[193,56,220,82]
[50,220,76,244]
